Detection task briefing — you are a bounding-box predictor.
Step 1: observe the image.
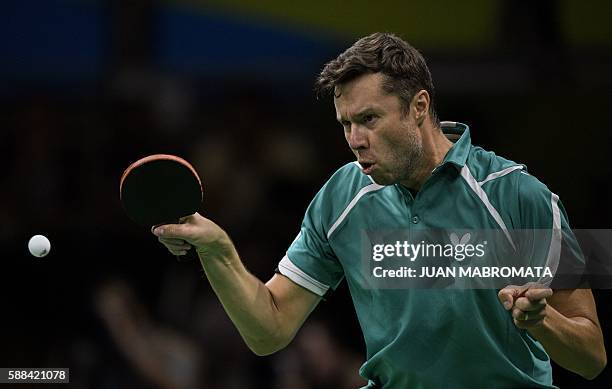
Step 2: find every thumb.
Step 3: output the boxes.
[498,286,521,310]
[151,223,190,239]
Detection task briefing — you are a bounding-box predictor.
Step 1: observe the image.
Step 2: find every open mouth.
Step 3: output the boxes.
[360,162,375,174]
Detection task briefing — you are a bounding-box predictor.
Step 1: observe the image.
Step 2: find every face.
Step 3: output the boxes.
[334,73,424,186]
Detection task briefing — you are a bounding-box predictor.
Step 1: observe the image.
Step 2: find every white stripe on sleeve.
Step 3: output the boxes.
[278,255,329,296]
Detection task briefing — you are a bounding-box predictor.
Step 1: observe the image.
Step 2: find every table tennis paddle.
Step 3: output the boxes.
[120,154,203,261]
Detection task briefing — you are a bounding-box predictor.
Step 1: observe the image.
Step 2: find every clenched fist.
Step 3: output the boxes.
[498,283,553,329]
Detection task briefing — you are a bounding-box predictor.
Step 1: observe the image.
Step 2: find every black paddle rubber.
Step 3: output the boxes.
[120,154,203,261]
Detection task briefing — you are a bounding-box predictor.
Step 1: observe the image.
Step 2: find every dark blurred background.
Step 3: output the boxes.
[1,0,611,388]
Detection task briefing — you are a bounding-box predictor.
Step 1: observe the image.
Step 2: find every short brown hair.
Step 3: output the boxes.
[315,32,439,124]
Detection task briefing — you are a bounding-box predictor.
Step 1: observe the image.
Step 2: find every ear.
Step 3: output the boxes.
[412,90,430,125]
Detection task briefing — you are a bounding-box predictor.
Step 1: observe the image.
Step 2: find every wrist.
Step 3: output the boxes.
[195,233,238,264]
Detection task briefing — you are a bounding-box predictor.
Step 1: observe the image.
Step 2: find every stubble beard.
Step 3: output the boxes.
[371,132,424,187]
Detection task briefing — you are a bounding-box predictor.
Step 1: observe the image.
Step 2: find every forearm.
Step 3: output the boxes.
[196,238,288,355]
[528,305,606,379]
[153,215,305,355]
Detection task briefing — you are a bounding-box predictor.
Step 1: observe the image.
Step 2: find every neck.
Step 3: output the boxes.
[400,123,453,190]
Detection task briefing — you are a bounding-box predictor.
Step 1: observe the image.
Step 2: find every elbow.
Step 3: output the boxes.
[245,333,292,357]
[249,344,285,357]
[581,350,607,380]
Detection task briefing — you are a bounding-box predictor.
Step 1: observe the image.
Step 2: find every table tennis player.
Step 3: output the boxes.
[153,33,606,388]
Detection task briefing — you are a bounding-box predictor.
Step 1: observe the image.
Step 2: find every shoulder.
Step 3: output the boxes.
[313,161,380,210]
[516,170,559,228]
[514,170,570,233]
[465,146,553,227]
[466,146,524,182]
[466,145,551,199]
[459,138,564,229]
[305,161,381,227]
[326,161,374,186]
[516,170,553,200]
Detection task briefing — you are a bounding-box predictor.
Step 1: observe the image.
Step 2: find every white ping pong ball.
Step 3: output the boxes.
[28,235,51,258]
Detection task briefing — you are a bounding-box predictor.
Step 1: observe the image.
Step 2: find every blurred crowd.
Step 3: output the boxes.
[1,79,367,388]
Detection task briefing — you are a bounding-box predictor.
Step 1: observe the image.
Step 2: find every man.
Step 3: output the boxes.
[153,33,606,387]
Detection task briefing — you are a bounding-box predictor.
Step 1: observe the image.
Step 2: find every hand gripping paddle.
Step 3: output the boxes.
[120,154,203,260]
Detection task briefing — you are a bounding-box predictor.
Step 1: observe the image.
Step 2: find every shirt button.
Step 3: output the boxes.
[412,215,420,224]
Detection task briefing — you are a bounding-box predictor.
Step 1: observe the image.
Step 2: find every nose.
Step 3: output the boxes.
[346,124,368,150]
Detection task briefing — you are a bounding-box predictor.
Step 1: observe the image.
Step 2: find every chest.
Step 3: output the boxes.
[331,175,500,247]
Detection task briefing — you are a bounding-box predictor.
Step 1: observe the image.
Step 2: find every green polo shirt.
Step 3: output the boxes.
[278,122,580,388]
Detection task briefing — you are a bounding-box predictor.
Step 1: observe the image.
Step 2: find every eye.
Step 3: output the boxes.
[341,120,351,130]
[363,114,376,124]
